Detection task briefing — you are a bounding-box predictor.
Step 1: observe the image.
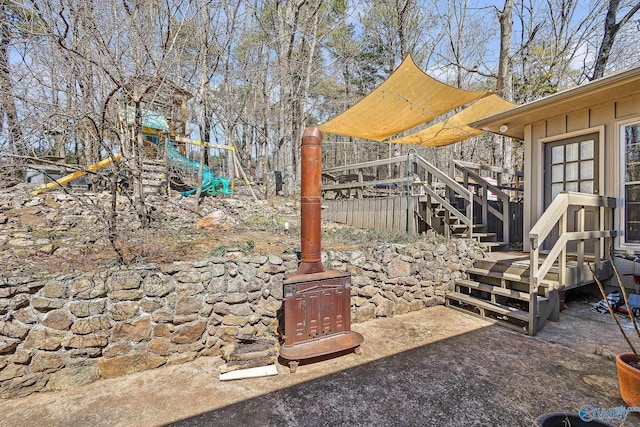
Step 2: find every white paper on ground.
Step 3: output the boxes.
[219,364,278,381]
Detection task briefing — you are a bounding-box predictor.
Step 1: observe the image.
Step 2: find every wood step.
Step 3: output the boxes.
[455,279,549,302]
[451,223,485,231]
[467,267,558,287]
[454,232,498,241]
[468,266,529,284]
[472,232,497,240]
[434,209,448,217]
[478,241,508,251]
[445,291,530,322]
[473,257,530,271]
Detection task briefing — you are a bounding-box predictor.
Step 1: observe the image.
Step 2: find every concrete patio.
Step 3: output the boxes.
[0,300,635,426]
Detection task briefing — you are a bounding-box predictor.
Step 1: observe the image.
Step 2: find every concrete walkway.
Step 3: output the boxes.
[0,304,635,426]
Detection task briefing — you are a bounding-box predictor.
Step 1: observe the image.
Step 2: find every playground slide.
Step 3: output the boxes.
[163,139,232,197]
[31,140,231,197]
[31,154,122,196]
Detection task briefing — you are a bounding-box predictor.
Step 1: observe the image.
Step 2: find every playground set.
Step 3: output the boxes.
[30,77,251,199]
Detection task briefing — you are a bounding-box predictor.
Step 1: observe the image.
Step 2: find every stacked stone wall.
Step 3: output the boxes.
[0,238,482,398]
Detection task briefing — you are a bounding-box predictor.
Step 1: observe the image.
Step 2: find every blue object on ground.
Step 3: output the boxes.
[618,293,640,317]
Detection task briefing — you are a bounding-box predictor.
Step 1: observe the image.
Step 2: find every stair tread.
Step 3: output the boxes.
[446,291,530,321]
[467,267,529,283]
[467,267,558,286]
[453,231,496,236]
[451,223,484,230]
[455,279,548,302]
[450,227,485,236]
[479,241,506,246]
[478,241,508,249]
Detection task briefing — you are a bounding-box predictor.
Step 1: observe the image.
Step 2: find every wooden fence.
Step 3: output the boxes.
[323,195,414,234]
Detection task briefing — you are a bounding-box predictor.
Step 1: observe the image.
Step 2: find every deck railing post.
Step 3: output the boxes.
[598,205,604,271]
[466,191,474,239]
[529,290,538,336]
[577,206,585,283]
[530,244,539,335]
[481,182,488,226]
[559,211,567,288]
[503,194,510,247]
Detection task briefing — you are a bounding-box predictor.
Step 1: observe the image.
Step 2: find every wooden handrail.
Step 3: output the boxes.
[412,153,474,238]
[322,176,408,192]
[414,155,472,201]
[323,156,405,174]
[529,192,616,250]
[451,161,512,244]
[527,191,616,335]
[452,159,524,179]
[529,195,570,250]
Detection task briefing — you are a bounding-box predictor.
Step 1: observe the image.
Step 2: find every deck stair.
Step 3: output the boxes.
[448,192,617,335]
[414,157,516,252]
[453,225,507,252]
[446,256,560,334]
[421,198,507,252]
[321,154,520,249]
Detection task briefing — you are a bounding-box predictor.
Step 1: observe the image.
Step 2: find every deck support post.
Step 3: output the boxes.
[528,288,538,336]
[548,290,560,322]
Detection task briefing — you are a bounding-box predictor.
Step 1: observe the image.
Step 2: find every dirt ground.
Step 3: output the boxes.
[1,186,397,277]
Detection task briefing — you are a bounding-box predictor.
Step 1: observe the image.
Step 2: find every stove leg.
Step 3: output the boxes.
[289,360,299,373]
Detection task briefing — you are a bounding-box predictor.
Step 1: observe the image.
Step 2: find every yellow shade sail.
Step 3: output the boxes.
[319,54,491,141]
[388,94,517,147]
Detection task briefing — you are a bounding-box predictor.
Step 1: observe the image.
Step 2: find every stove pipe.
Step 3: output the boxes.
[297,127,325,275]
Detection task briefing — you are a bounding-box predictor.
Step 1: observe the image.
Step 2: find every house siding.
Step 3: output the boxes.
[616,96,640,119]
[567,110,589,133]
[524,92,640,252]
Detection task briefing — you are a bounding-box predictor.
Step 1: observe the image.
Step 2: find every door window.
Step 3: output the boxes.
[546,134,598,204]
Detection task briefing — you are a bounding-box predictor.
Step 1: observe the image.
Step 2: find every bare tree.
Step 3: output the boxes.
[5,0,639,204]
[430,0,495,167]
[496,0,513,101]
[254,0,343,195]
[591,0,640,80]
[0,2,27,167]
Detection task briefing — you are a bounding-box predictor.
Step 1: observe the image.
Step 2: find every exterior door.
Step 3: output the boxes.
[543,133,599,251]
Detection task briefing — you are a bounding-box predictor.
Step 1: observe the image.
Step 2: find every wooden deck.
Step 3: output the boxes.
[481,250,611,290]
[322,154,519,247]
[446,249,613,335]
[322,157,616,336]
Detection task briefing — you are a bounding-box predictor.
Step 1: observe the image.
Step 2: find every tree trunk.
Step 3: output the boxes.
[194,4,212,210]
[0,4,24,162]
[592,0,640,80]
[133,100,149,227]
[275,0,306,196]
[496,0,514,172]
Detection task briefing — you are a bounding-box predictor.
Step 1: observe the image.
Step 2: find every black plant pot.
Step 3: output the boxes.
[537,413,613,427]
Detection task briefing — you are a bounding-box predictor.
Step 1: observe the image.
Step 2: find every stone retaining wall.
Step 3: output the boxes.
[0,238,482,399]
